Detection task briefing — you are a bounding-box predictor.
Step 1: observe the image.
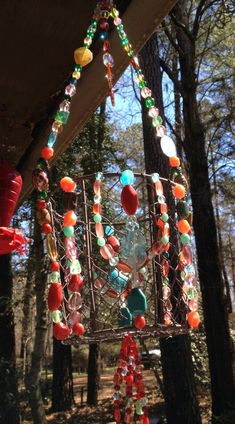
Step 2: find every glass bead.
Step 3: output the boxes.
[49,271,60,283]
[103,52,114,67]
[114,17,122,25]
[110,7,119,18]
[181,233,190,245]
[94,277,105,289]
[99,32,108,41]
[151,172,160,183]
[100,10,109,19]
[161,213,169,222]
[95,222,104,237]
[161,235,169,245]
[156,125,167,137]
[68,311,80,326]
[152,115,163,127]
[105,225,115,236]
[67,292,82,312]
[59,100,70,112]
[74,65,82,72]
[93,179,101,195]
[65,84,76,97]
[138,80,146,89]
[94,194,102,203]
[109,256,119,267]
[117,24,123,31]
[72,71,81,80]
[97,237,106,247]
[100,243,115,260]
[94,213,102,223]
[52,121,63,133]
[155,180,163,196]
[127,288,147,316]
[148,106,159,118]
[145,97,155,108]
[121,38,129,46]
[52,310,62,323]
[93,271,98,279]
[187,287,198,300]
[141,87,152,99]
[63,225,74,237]
[55,110,69,124]
[47,131,57,148]
[127,49,134,57]
[70,259,81,275]
[120,169,134,186]
[47,234,58,261]
[160,135,177,157]
[188,300,198,312]
[84,37,92,46]
[158,195,166,204]
[96,171,103,180]
[37,191,48,200]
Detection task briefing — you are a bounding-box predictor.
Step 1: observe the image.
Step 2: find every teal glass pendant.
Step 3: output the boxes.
[118,306,132,327]
[127,288,147,316]
[119,217,147,271]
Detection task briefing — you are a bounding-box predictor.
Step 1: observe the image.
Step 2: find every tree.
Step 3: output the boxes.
[0,254,20,424]
[139,32,202,424]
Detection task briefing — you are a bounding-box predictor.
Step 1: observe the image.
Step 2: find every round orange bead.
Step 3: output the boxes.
[173,183,185,199]
[178,219,191,233]
[64,210,77,226]
[187,311,200,329]
[41,146,54,160]
[60,177,76,192]
[134,315,146,330]
[169,156,180,167]
[92,203,102,214]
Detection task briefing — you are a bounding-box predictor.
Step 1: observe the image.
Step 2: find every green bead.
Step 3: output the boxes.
[139,267,146,274]
[162,251,169,259]
[70,259,81,275]
[161,235,169,245]
[49,272,60,283]
[63,226,74,237]
[121,38,129,46]
[55,110,69,124]
[94,213,102,223]
[74,65,82,72]
[37,191,48,200]
[145,97,155,108]
[97,237,105,247]
[152,116,163,127]
[52,310,62,323]
[93,271,98,279]
[139,80,146,89]
[127,50,134,57]
[181,233,190,244]
[117,24,123,31]
[188,287,197,300]
[161,213,169,222]
[177,201,189,218]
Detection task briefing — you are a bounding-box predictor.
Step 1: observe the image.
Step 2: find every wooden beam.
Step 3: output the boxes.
[19,0,177,202]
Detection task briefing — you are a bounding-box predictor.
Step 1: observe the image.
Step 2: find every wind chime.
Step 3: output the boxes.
[32,1,200,422]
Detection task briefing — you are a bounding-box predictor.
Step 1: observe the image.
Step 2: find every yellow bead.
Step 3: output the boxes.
[74,47,93,66]
[72,71,81,80]
[47,233,58,261]
[52,121,63,133]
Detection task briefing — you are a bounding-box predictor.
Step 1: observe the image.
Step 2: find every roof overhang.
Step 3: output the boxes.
[0,0,177,202]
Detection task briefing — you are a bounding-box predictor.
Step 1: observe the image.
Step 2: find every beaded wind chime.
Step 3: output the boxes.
[32,1,200,422]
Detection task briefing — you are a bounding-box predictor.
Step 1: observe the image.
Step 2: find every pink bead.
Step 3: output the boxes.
[65,84,76,97]
[148,106,159,117]
[59,100,70,112]
[155,180,163,196]
[156,125,166,137]
[100,243,115,260]
[68,311,81,326]
[114,17,122,25]
[93,179,101,196]
[188,300,198,312]
[65,237,77,261]
[95,222,104,238]
[141,87,152,98]
[94,278,105,289]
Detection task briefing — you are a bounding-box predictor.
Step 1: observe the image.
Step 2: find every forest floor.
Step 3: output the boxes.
[22,369,212,423]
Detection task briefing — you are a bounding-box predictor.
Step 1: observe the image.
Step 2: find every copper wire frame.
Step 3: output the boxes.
[50,172,192,345]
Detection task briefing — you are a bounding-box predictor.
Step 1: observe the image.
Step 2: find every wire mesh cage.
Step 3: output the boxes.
[46,171,198,345]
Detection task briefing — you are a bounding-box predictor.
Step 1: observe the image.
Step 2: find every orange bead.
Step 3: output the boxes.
[60,177,76,192]
[64,210,77,226]
[178,219,191,233]
[93,203,102,214]
[134,315,146,330]
[173,183,185,199]
[41,146,54,160]
[187,311,200,329]
[169,156,180,167]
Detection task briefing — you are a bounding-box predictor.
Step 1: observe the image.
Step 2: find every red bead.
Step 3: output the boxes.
[41,146,54,160]
[99,19,109,31]
[53,322,70,340]
[134,315,146,330]
[121,185,138,215]
[107,235,120,252]
[68,274,84,292]
[41,223,52,234]
[125,374,134,386]
[50,261,60,272]
[36,199,46,209]
[60,177,76,192]
[73,322,85,336]
[48,283,63,311]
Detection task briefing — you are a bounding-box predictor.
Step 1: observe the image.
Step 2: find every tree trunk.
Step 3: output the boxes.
[25,222,48,424]
[87,344,101,405]
[0,254,20,424]
[172,1,235,417]
[52,339,74,412]
[139,32,201,424]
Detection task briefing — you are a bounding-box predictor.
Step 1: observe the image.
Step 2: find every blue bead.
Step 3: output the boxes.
[120,170,134,186]
[69,78,78,86]
[105,225,115,236]
[99,31,108,41]
[48,131,57,148]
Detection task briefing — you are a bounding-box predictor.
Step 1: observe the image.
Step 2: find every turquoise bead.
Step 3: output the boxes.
[118,307,132,327]
[48,131,57,147]
[97,237,105,247]
[127,288,147,316]
[105,225,115,236]
[63,226,74,236]
[161,235,169,245]
[94,213,102,223]
[109,269,128,292]
[161,213,169,222]
[120,169,134,186]
[181,233,190,244]
[151,172,160,183]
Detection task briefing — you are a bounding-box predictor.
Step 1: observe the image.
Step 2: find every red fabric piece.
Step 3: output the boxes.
[0,227,27,255]
[121,185,138,215]
[0,163,22,227]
